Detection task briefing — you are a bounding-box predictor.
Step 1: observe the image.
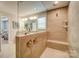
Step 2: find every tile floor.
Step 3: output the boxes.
[2,39,8,44]
[0,43,15,58]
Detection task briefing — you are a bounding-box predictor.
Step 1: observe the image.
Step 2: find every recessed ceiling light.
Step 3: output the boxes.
[53,1,59,6]
[54,1,59,4]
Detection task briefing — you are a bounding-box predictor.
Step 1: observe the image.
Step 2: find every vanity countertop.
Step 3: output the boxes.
[16,31,47,37]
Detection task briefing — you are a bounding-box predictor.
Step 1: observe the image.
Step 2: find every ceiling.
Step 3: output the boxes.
[0,1,69,17]
[0,1,17,15]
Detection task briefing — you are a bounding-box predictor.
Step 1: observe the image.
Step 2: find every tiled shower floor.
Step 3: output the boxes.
[40,47,70,58]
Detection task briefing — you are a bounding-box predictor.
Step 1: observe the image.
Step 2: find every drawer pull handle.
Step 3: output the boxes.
[26,40,32,47]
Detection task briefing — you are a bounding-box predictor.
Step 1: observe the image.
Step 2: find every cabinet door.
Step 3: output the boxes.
[31,33,47,58]
[31,41,43,58]
[19,37,32,58]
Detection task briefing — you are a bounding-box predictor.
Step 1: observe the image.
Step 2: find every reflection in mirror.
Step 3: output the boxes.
[18,15,47,34]
[30,20,37,32]
[37,17,46,31]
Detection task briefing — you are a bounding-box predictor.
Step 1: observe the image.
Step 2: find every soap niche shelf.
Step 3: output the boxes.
[64,20,68,31]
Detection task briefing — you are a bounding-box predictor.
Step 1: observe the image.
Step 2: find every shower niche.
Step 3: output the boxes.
[64,20,68,31]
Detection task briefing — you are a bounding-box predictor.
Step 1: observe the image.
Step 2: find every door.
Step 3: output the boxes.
[1,16,9,44]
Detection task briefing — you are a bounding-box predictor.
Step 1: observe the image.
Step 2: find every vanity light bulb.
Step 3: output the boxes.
[22,18,25,21]
[29,17,34,20]
[25,18,28,21]
[22,18,28,21]
[33,16,37,19]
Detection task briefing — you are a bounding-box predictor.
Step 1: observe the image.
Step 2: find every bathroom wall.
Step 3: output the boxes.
[8,15,18,44]
[68,2,79,57]
[47,7,68,43]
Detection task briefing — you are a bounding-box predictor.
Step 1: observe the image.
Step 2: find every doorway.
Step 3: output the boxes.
[0,16,9,44]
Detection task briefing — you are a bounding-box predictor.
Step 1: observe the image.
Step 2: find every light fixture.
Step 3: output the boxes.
[54,1,58,4]
[22,18,25,21]
[29,16,38,20]
[29,17,34,20]
[33,16,37,19]
[54,1,59,5]
[22,18,28,21]
[25,18,28,21]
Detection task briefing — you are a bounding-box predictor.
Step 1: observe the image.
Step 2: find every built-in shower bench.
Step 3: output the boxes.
[47,40,69,52]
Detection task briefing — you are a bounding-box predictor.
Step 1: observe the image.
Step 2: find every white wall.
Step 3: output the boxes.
[8,15,18,44]
[68,1,79,57]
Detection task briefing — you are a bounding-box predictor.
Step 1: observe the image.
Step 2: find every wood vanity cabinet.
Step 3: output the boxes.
[16,36,32,58]
[16,32,47,58]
